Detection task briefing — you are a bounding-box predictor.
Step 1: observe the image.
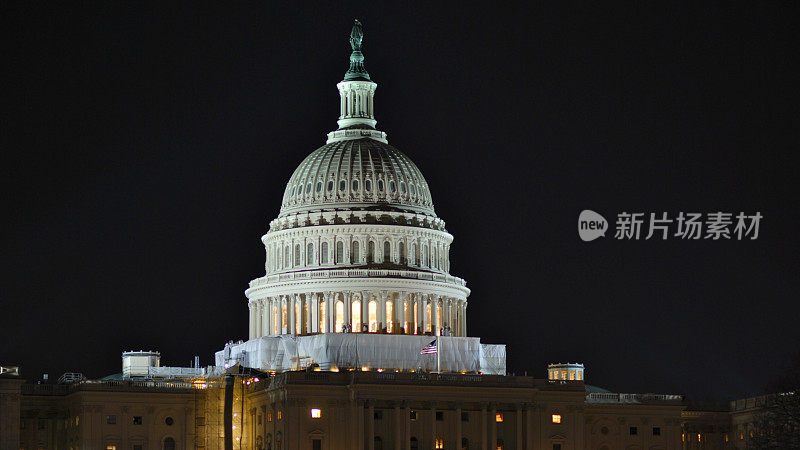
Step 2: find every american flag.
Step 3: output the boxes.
[419,339,438,355]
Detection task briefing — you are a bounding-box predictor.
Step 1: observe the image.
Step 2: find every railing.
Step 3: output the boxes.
[248,268,467,288]
[21,379,201,396]
[586,393,683,404]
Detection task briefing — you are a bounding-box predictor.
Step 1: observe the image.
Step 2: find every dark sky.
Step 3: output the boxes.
[4,2,799,402]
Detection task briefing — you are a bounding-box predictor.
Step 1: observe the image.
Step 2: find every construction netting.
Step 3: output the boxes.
[215,334,506,375]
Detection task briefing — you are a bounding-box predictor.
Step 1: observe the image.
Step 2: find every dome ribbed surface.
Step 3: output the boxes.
[279,139,435,217]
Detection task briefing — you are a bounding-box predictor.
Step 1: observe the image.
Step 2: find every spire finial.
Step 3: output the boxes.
[344,19,370,81]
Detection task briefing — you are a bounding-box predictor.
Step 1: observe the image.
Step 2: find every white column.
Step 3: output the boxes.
[379,291,387,332]
[419,293,426,334]
[432,296,439,336]
[309,293,318,333]
[248,302,255,340]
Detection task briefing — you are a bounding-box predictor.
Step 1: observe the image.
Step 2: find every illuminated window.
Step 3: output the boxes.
[273,305,279,334]
[277,411,282,420]
[386,301,393,333]
[335,301,344,332]
[698,433,702,442]
[496,439,504,450]
[403,301,409,333]
[724,434,729,442]
[551,414,561,424]
[368,300,378,332]
[561,370,567,380]
[435,437,444,449]
[425,303,432,332]
[106,446,116,450]
[267,412,272,422]
[282,304,288,331]
[310,409,322,419]
[410,411,417,421]
[352,300,361,331]
[295,302,301,334]
[569,370,575,380]
[319,300,326,333]
[495,412,503,422]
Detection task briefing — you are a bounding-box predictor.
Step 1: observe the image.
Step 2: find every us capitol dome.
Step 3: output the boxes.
[220,20,504,374]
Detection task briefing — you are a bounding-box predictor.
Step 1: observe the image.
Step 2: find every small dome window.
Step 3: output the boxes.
[339,180,346,191]
[290,186,296,196]
[316,182,322,193]
[378,180,384,192]
[365,180,372,191]
[389,181,396,193]
[327,181,334,192]
[306,183,311,194]
[410,184,416,195]
[298,185,303,195]
[400,182,407,194]
[352,179,359,191]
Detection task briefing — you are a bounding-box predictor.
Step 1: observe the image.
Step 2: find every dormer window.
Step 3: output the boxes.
[378,180,384,191]
[365,180,372,191]
[352,179,359,191]
[390,181,396,193]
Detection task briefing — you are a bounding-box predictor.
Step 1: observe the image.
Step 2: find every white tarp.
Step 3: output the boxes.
[215,334,506,375]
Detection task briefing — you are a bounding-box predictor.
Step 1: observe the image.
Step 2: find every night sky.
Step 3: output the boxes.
[4,3,799,402]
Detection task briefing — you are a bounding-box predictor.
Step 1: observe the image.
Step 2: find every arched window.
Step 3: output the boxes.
[327,181,334,192]
[273,305,279,335]
[316,181,322,193]
[339,180,346,191]
[319,299,326,333]
[401,181,407,194]
[321,242,329,264]
[336,241,344,264]
[163,437,175,450]
[389,180,396,193]
[351,300,361,332]
[413,244,419,266]
[437,303,443,334]
[295,302,301,334]
[378,179,384,191]
[284,246,291,267]
[335,300,344,332]
[410,183,415,195]
[298,184,303,195]
[410,437,419,450]
[282,304,288,332]
[422,245,427,266]
[367,241,375,263]
[386,301,393,333]
[399,242,406,264]
[368,300,378,332]
[383,241,391,263]
[374,437,383,450]
[351,241,359,264]
[307,243,314,265]
[294,244,300,266]
[352,179,359,191]
[461,438,469,450]
[365,179,372,192]
[306,183,311,195]
[434,437,443,449]
[496,439,504,450]
[425,303,432,332]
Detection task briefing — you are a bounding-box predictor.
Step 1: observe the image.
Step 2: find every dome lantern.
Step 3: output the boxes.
[328,20,387,144]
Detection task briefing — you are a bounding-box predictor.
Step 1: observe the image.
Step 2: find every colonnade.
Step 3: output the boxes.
[248,291,467,339]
